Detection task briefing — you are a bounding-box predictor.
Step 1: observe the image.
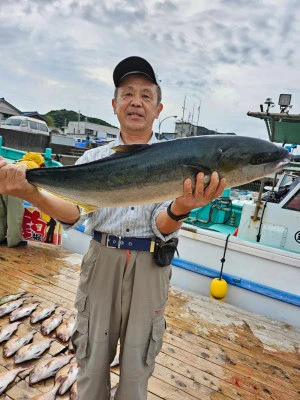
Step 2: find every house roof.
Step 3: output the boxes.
[21,111,47,122]
[0,97,21,114]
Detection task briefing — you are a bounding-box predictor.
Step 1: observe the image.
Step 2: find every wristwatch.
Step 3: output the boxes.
[167,202,190,222]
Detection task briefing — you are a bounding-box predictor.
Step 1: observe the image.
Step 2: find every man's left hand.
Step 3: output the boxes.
[172,171,226,215]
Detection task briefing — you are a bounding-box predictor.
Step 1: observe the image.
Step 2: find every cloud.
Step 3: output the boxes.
[0,0,299,145]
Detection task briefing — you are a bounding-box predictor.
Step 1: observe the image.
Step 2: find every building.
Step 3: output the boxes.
[175,122,198,137]
[175,122,235,138]
[0,98,21,122]
[65,121,119,140]
[0,98,47,124]
[21,111,47,122]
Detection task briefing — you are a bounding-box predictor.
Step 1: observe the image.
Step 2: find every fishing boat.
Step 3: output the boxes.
[172,97,300,327]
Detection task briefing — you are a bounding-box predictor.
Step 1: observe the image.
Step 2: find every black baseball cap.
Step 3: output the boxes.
[113,56,158,87]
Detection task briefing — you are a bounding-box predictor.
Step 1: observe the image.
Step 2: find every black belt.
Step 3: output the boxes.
[93,231,156,252]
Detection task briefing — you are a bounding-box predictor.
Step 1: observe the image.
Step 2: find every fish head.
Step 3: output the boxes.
[215,137,291,187]
[29,372,38,385]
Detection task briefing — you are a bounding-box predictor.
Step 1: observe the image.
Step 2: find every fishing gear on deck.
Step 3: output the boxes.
[210,234,230,301]
[256,201,268,242]
[195,197,233,225]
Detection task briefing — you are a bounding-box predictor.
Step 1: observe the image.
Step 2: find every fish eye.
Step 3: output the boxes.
[251,154,266,165]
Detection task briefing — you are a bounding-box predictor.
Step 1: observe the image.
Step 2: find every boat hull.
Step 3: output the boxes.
[175,227,300,327]
[62,225,300,328]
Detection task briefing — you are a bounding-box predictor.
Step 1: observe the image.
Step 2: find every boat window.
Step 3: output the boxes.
[3,118,22,126]
[279,174,294,188]
[39,124,48,132]
[283,189,300,212]
[20,121,29,127]
[29,121,38,130]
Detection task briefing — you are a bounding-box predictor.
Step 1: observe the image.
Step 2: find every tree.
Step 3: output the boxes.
[45,115,55,127]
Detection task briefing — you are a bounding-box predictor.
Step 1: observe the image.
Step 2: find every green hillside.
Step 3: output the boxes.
[45,109,115,129]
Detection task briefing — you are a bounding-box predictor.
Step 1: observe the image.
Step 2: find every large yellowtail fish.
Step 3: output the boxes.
[24,136,290,212]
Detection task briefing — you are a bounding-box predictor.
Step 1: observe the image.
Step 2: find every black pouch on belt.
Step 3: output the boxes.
[153,237,179,267]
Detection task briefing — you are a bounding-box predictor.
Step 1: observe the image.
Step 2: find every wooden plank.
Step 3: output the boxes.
[167,325,299,382]
[160,332,297,400]
[0,274,75,310]
[169,287,300,340]
[0,262,78,294]
[165,316,299,395]
[166,290,300,363]
[167,288,300,346]
[149,371,229,400]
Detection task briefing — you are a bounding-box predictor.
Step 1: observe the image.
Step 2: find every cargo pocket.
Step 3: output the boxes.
[74,287,88,313]
[145,312,166,366]
[71,314,89,360]
[71,288,89,360]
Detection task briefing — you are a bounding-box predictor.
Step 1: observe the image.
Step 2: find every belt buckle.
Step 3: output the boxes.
[106,234,122,249]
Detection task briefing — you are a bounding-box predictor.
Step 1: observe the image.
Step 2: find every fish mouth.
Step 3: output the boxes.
[264,157,291,174]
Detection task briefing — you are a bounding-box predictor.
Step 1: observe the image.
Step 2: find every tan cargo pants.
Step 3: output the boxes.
[0,194,24,247]
[71,239,172,400]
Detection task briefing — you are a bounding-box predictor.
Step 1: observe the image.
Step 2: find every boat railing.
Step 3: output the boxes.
[0,135,62,167]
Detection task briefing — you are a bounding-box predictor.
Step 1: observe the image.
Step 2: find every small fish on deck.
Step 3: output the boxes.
[70,380,78,400]
[0,299,25,317]
[0,365,29,394]
[29,381,61,399]
[14,338,54,364]
[0,292,27,306]
[56,312,77,342]
[0,321,21,343]
[30,304,58,324]
[9,301,40,322]
[41,310,66,335]
[55,361,79,395]
[29,354,74,384]
[3,330,37,357]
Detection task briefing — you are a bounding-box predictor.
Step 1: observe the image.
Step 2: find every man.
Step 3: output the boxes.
[0,56,226,399]
[0,194,27,247]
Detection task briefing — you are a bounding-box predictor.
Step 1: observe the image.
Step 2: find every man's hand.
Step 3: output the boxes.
[172,171,226,216]
[0,157,38,199]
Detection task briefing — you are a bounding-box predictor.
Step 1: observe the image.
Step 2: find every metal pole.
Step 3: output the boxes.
[77,110,80,134]
[158,115,177,140]
[197,99,201,127]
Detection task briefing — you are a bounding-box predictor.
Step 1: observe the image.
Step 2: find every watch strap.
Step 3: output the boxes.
[167,202,190,222]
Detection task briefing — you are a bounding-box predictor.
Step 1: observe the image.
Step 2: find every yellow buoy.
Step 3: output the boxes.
[210,277,228,300]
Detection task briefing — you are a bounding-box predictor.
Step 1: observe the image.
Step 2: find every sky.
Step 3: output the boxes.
[1,0,300,152]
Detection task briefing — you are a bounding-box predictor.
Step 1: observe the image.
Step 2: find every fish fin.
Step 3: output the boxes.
[40,189,99,215]
[18,363,33,373]
[183,165,212,175]
[183,148,223,176]
[182,147,223,185]
[183,165,213,185]
[76,203,99,214]
[112,144,150,154]
[183,165,219,188]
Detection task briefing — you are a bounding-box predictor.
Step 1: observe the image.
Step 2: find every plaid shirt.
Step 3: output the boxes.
[62,133,176,241]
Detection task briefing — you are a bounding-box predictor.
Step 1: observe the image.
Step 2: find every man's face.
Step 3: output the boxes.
[112,75,163,135]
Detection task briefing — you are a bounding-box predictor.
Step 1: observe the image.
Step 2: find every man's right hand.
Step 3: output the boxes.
[0,157,38,200]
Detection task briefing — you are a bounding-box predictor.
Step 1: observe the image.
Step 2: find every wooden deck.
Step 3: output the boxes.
[0,242,299,399]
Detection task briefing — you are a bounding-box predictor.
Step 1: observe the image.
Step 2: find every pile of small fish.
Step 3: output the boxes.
[0,291,79,398]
